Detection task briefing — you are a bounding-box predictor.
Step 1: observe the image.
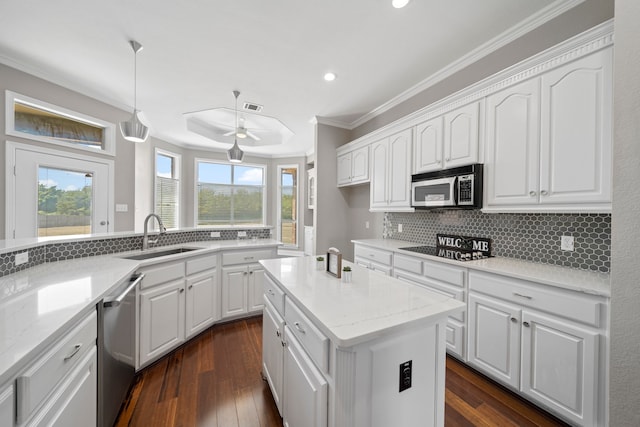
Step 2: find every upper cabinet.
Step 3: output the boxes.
[414,102,479,174]
[485,49,612,212]
[337,145,369,186]
[370,128,413,212]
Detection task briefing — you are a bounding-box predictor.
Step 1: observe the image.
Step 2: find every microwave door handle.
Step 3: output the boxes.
[453,176,458,205]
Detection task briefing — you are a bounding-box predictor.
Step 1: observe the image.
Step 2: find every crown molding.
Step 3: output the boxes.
[348,0,586,130]
[314,116,353,130]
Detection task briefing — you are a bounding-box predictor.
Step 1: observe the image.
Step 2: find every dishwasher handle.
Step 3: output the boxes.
[103,273,145,308]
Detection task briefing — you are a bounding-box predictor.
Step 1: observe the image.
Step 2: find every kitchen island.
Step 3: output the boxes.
[260,256,465,427]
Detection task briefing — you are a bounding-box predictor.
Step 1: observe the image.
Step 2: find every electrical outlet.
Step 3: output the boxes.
[365,221,370,229]
[398,224,403,233]
[15,251,28,265]
[399,360,412,392]
[115,204,128,212]
[210,231,221,238]
[238,231,247,238]
[561,235,575,251]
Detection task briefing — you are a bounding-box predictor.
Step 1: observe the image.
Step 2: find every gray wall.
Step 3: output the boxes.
[610,0,640,424]
[351,0,614,139]
[0,63,137,236]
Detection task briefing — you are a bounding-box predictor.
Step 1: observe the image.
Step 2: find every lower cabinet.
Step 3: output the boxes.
[262,300,285,415]
[186,270,219,338]
[354,244,393,276]
[0,385,13,426]
[468,271,604,426]
[282,325,328,427]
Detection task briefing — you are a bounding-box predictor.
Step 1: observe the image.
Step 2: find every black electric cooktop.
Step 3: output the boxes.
[399,246,439,256]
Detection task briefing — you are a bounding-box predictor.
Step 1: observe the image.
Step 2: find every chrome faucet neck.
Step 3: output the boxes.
[142,213,167,250]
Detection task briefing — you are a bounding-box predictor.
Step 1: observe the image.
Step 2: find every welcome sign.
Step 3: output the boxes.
[436,234,492,261]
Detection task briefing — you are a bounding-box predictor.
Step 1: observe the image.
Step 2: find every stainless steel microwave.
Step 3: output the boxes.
[411,164,483,209]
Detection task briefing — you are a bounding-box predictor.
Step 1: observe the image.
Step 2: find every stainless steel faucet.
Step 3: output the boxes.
[142,213,167,250]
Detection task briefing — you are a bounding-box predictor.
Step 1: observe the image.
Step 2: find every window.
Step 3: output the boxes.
[196,160,265,226]
[277,165,298,247]
[5,90,116,155]
[155,150,180,229]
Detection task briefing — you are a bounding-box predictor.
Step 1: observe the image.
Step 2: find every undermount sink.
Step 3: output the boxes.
[121,247,200,260]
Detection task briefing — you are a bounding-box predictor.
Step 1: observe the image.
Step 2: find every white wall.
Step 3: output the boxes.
[610,0,640,424]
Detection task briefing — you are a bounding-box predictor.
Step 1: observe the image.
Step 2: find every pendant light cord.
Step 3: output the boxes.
[133,47,137,112]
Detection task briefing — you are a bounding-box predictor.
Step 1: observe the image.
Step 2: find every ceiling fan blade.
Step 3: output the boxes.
[223,130,235,136]
[246,130,261,141]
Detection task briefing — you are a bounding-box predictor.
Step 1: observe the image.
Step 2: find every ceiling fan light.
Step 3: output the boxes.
[392,0,410,8]
[227,139,244,163]
[119,110,149,142]
[236,127,248,138]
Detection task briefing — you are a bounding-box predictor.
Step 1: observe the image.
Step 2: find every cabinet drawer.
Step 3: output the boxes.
[264,275,285,316]
[139,261,184,289]
[16,310,97,424]
[186,254,217,276]
[395,270,465,322]
[423,259,465,287]
[394,254,422,275]
[284,300,329,373]
[469,271,603,327]
[223,249,275,266]
[354,245,392,266]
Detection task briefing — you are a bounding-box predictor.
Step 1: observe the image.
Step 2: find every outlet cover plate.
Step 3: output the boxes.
[15,251,29,265]
[561,236,575,251]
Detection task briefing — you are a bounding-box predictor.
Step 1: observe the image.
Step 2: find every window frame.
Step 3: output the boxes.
[276,164,299,248]
[5,90,116,156]
[154,148,181,230]
[193,157,267,227]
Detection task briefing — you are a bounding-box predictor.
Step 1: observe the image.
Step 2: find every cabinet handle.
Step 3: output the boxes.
[523,321,531,328]
[529,191,537,197]
[445,157,450,162]
[267,289,275,296]
[540,190,548,196]
[513,292,532,300]
[510,317,518,323]
[64,344,82,362]
[244,256,254,260]
[294,322,306,334]
[281,340,288,347]
[244,271,248,275]
[276,330,281,338]
[180,288,185,293]
[188,285,193,290]
[250,271,254,275]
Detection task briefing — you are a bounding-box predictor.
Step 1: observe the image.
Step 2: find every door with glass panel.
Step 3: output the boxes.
[278,166,298,247]
[8,144,113,238]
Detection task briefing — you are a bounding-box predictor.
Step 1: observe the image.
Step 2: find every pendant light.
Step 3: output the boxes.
[120,40,149,143]
[227,90,244,163]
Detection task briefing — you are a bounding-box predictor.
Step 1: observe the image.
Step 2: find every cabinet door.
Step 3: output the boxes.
[485,79,541,207]
[263,301,285,415]
[539,49,612,206]
[139,280,185,366]
[283,328,328,427]
[0,384,13,427]
[247,265,265,312]
[350,146,369,184]
[336,152,352,186]
[45,348,97,427]
[468,293,521,389]
[414,116,443,173]
[387,128,412,208]
[185,269,218,339]
[221,265,248,318]
[370,139,389,209]
[521,311,599,426]
[443,102,479,169]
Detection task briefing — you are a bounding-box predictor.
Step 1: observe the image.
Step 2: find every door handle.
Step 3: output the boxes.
[64,344,82,361]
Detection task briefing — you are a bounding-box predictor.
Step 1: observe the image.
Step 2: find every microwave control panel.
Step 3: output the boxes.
[457,174,474,205]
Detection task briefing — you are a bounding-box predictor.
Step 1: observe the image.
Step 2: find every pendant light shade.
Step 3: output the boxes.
[227,90,244,163]
[120,40,149,143]
[227,139,245,163]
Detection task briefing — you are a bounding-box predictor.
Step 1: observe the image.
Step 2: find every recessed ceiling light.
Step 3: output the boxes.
[392,0,410,8]
[324,72,337,82]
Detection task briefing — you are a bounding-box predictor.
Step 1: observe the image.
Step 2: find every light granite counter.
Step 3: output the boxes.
[0,239,281,385]
[260,256,465,347]
[352,238,611,297]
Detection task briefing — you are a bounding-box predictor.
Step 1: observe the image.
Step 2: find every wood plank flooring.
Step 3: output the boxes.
[115,316,569,427]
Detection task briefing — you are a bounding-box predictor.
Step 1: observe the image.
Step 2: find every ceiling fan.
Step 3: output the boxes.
[224,91,261,141]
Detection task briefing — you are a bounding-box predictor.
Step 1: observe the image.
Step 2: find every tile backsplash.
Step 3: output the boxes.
[383,211,610,273]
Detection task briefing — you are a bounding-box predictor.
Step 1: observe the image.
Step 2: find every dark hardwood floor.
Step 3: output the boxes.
[115,316,569,427]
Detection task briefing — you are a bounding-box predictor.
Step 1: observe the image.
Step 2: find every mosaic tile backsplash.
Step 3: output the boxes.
[383,211,611,273]
[0,227,272,277]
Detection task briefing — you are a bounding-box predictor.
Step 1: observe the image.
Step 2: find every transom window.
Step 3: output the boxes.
[196,160,265,226]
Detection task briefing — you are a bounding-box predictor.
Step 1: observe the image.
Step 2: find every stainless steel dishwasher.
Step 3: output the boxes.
[98,272,144,427]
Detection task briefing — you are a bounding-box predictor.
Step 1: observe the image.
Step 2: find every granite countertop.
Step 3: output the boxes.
[352,238,611,297]
[0,239,281,385]
[260,256,465,348]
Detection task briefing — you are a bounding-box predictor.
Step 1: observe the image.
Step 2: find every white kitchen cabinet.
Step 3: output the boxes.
[468,270,605,426]
[282,325,328,427]
[139,279,185,366]
[262,299,285,415]
[354,243,393,276]
[370,128,413,211]
[221,265,249,318]
[484,48,612,212]
[414,116,443,173]
[467,293,521,389]
[248,265,266,312]
[443,102,480,169]
[0,385,12,427]
[337,145,369,186]
[185,269,218,339]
